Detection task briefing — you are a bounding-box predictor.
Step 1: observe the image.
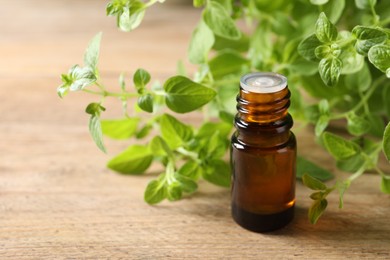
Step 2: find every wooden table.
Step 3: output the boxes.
[1,1,389,259]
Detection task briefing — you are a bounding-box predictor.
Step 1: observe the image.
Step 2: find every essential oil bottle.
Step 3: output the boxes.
[230,72,297,233]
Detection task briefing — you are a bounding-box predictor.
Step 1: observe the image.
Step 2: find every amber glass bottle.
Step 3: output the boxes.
[231,72,296,232]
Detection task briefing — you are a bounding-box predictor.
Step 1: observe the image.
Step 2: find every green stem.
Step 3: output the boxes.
[82,88,138,98]
[380,17,390,26]
[176,147,201,163]
[370,4,380,25]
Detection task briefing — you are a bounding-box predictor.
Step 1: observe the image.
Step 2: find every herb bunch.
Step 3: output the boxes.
[57,0,390,224]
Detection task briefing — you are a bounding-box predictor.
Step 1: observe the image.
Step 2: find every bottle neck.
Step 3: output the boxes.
[234,87,293,147]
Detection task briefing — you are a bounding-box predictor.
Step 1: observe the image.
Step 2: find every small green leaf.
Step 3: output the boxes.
[188,20,215,64]
[175,173,198,193]
[322,0,346,23]
[309,199,328,224]
[310,0,329,5]
[383,123,390,161]
[167,182,183,201]
[202,159,231,187]
[368,45,390,73]
[381,175,390,194]
[336,154,365,173]
[107,145,153,174]
[101,118,139,140]
[337,181,350,208]
[149,136,174,158]
[310,191,325,200]
[89,115,106,153]
[213,34,250,53]
[203,1,241,40]
[85,102,105,115]
[118,2,145,32]
[193,0,205,7]
[68,65,97,91]
[298,34,322,62]
[315,45,331,59]
[315,115,329,136]
[315,12,338,43]
[322,132,361,160]
[208,50,249,79]
[355,0,377,9]
[57,84,69,98]
[136,124,152,139]
[205,132,228,160]
[318,57,342,86]
[164,76,216,113]
[219,110,235,124]
[347,113,371,136]
[84,32,102,69]
[345,63,372,91]
[144,175,167,204]
[197,121,232,139]
[137,94,154,113]
[177,161,201,180]
[302,173,327,190]
[159,113,193,148]
[353,26,387,55]
[339,45,364,74]
[297,157,334,181]
[133,68,151,94]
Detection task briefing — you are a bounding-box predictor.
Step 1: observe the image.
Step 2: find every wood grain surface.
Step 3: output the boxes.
[1,1,389,259]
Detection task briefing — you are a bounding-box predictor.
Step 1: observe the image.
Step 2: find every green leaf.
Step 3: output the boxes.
[159,114,193,148]
[118,2,145,32]
[219,110,235,124]
[193,0,205,7]
[107,145,153,174]
[202,159,231,187]
[149,136,174,158]
[57,83,69,98]
[144,174,167,204]
[136,124,152,139]
[346,113,371,136]
[309,199,328,224]
[383,122,390,161]
[345,63,372,91]
[164,76,216,113]
[101,118,139,140]
[68,65,97,91]
[337,181,350,208]
[352,27,387,56]
[137,94,154,113]
[315,115,329,136]
[368,45,390,73]
[315,45,331,59]
[298,34,322,62]
[315,12,338,43]
[133,68,151,94]
[213,34,250,53]
[209,50,249,79]
[167,182,183,201]
[203,1,241,40]
[339,45,364,74]
[89,115,106,153]
[174,173,198,193]
[322,132,361,160]
[310,0,329,5]
[188,20,214,64]
[205,132,228,160]
[336,153,365,172]
[384,87,390,117]
[310,191,325,200]
[355,0,377,10]
[297,157,334,181]
[322,0,346,23]
[177,161,201,180]
[318,57,342,86]
[197,121,232,139]
[85,102,105,115]
[84,32,102,69]
[302,173,327,190]
[381,175,390,194]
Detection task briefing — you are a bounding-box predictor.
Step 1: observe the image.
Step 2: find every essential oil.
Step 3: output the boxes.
[231,72,296,232]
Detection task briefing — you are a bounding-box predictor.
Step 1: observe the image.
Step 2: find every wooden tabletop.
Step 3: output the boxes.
[1,1,389,259]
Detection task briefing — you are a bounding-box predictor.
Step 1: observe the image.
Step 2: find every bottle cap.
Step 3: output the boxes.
[240,72,287,93]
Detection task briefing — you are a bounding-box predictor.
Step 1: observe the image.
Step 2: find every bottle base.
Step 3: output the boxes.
[232,203,294,233]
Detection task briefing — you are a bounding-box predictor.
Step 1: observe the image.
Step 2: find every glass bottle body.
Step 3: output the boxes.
[230,75,296,232]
